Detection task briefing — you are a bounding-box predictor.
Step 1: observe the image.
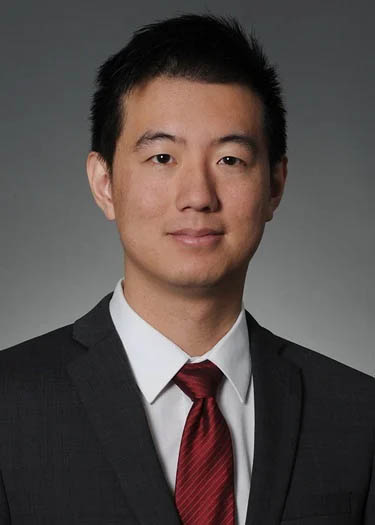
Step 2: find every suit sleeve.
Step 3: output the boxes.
[364,431,375,524]
[0,469,10,524]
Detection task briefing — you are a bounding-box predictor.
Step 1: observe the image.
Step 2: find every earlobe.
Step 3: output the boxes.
[86,152,116,221]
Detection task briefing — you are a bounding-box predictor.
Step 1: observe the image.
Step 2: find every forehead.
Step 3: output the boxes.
[121,76,264,140]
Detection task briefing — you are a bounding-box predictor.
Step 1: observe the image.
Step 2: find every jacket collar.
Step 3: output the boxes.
[68,293,302,525]
[109,278,251,405]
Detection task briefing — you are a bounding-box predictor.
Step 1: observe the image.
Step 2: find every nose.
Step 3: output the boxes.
[175,160,220,213]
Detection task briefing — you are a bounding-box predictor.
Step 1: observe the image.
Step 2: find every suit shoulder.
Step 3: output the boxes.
[274,332,375,405]
[281,336,373,381]
[0,324,82,372]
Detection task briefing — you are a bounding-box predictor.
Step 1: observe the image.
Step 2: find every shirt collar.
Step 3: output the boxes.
[109,278,251,404]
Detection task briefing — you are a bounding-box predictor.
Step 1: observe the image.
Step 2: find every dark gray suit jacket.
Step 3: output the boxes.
[0,292,374,524]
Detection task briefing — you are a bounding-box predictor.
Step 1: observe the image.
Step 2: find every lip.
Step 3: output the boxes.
[169,228,222,237]
[169,229,223,246]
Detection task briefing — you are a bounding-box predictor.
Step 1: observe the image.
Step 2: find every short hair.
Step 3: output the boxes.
[90,13,287,175]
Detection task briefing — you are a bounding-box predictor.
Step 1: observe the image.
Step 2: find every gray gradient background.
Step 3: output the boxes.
[1,1,374,376]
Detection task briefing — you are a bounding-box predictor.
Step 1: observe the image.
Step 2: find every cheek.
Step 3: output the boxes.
[226,182,268,232]
[113,171,168,225]
[227,190,268,263]
[138,187,168,218]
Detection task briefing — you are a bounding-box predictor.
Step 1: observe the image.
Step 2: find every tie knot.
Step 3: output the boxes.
[173,360,223,400]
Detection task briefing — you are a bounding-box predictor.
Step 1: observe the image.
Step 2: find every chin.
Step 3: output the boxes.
[160,269,229,290]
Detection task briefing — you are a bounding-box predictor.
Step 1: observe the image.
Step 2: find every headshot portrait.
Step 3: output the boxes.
[1,2,374,524]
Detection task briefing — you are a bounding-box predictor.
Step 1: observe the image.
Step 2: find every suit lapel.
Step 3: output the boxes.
[245,311,303,524]
[67,293,181,525]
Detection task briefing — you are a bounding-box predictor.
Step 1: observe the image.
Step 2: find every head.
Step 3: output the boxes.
[87,14,288,298]
[90,14,287,176]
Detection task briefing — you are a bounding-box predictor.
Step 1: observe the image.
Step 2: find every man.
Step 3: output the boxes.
[0,13,373,525]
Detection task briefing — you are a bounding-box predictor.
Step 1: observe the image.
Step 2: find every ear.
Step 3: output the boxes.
[265,156,288,222]
[86,152,115,220]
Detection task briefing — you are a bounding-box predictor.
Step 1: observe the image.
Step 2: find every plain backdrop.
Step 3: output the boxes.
[1,0,374,376]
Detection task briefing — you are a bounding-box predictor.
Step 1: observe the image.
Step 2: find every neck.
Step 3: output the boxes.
[121,267,245,357]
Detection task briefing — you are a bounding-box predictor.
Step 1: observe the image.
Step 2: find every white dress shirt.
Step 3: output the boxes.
[109,278,254,525]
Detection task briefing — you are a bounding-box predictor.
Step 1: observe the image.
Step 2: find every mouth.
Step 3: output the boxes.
[168,230,223,246]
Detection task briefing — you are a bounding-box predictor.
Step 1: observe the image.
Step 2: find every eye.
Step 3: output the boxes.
[218,156,245,167]
[150,153,173,164]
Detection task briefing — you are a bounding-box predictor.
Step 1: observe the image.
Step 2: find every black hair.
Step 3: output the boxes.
[90,13,287,174]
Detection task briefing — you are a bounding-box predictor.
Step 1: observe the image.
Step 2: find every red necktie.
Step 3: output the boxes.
[173,360,235,525]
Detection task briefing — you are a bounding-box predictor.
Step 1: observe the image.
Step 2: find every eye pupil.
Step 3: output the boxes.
[225,156,236,165]
[157,154,170,163]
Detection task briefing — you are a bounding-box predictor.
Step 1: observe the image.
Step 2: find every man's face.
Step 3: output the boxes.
[94,76,286,294]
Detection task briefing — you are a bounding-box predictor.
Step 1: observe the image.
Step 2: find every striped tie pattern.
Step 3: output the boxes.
[173,360,235,525]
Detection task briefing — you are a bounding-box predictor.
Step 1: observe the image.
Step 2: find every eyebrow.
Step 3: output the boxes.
[133,131,185,152]
[133,130,258,155]
[212,134,258,155]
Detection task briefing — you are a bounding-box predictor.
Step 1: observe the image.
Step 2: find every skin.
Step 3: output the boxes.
[87,76,287,356]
